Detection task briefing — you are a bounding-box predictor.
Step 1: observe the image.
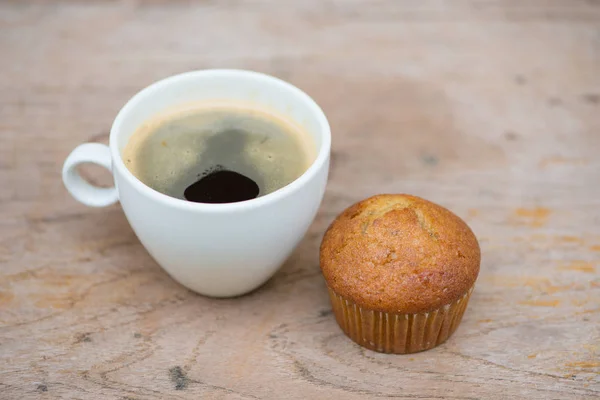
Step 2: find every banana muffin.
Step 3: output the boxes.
[320,194,480,354]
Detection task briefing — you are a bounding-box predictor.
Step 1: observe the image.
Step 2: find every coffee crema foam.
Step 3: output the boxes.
[122,102,316,202]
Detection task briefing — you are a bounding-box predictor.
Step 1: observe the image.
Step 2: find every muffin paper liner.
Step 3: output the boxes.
[327,286,474,354]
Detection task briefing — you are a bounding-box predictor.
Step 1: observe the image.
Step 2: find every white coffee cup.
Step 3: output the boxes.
[62,70,331,297]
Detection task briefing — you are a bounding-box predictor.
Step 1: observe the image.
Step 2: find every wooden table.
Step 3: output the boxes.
[1,1,599,398]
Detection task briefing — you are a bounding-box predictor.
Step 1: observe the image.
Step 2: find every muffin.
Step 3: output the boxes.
[320,194,480,354]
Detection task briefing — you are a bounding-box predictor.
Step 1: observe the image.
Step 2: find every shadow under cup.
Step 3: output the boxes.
[108,70,331,297]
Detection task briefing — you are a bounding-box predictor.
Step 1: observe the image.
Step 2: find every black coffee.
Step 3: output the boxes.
[184,169,259,203]
[123,103,315,203]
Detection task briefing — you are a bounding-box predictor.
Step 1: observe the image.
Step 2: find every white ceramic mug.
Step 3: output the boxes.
[62,70,331,297]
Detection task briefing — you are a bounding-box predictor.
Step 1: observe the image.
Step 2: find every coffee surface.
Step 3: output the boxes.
[123,103,315,203]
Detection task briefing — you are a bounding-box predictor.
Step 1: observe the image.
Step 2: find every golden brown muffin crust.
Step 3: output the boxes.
[320,194,480,314]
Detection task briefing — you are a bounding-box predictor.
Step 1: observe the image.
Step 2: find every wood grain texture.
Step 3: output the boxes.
[1,0,599,398]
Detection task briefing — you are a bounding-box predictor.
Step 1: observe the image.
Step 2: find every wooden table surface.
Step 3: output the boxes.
[1,1,599,399]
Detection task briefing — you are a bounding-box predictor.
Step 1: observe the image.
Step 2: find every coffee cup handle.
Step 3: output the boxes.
[62,143,119,207]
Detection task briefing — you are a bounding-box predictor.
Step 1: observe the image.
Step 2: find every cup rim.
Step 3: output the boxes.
[110,69,331,213]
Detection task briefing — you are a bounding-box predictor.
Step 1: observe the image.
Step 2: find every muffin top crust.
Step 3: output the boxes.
[320,194,480,314]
